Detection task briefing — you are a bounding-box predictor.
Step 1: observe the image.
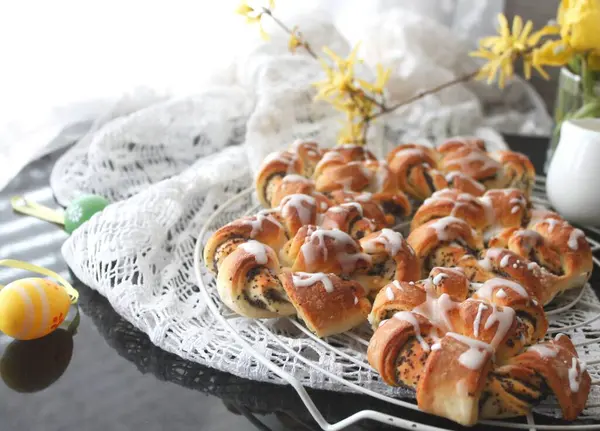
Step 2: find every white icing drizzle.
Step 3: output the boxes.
[569,357,585,392]
[386,286,395,300]
[496,289,507,299]
[448,150,500,173]
[431,342,442,351]
[527,344,558,358]
[478,195,496,225]
[413,288,457,332]
[340,202,363,216]
[336,176,355,191]
[527,262,539,271]
[446,172,487,192]
[511,206,520,214]
[477,278,529,299]
[429,216,468,241]
[500,255,511,268]
[478,258,493,272]
[262,150,293,166]
[394,148,427,160]
[290,139,305,151]
[554,333,567,341]
[484,304,516,348]
[392,280,404,291]
[280,194,316,226]
[568,229,585,251]
[486,248,505,260]
[473,303,488,337]
[354,296,359,305]
[446,332,493,370]
[239,240,269,265]
[371,165,389,192]
[544,218,562,233]
[355,192,373,202]
[241,211,282,238]
[282,174,313,185]
[315,150,344,170]
[362,228,404,257]
[393,312,430,352]
[432,273,448,285]
[300,228,371,273]
[292,272,334,293]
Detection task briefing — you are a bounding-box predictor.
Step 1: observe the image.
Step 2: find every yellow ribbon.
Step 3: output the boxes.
[0,259,78,304]
[11,196,65,226]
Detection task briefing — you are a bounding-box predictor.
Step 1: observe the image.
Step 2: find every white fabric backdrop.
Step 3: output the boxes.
[0,0,553,191]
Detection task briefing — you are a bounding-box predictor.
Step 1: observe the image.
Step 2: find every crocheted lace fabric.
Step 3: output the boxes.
[54,3,600,420]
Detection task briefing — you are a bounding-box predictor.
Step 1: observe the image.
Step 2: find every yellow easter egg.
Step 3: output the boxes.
[0,278,71,340]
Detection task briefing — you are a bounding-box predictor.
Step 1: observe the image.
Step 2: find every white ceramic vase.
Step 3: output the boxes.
[547,118,600,226]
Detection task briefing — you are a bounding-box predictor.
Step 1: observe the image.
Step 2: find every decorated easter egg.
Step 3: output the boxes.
[1,329,74,392]
[63,194,109,234]
[0,278,71,340]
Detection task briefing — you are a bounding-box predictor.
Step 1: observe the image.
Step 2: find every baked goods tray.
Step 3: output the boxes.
[193,175,600,431]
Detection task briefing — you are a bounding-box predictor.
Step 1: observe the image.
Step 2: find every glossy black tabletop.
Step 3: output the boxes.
[0,136,589,431]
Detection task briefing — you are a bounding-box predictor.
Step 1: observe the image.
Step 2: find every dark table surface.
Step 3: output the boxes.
[0,135,587,431]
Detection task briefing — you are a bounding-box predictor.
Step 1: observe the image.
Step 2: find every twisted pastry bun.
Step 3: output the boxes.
[482,334,590,421]
[255,141,325,207]
[217,240,295,318]
[356,228,420,293]
[367,268,587,426]
[489,218,592,302]
[204,211,288,275]
[438,139,502,189]
[279,225,372,275]
[386,144,448,201]
[444,171,486,197]
[330,190,411,224]
[320,202,378,240]
[489,150,536,196]
[270,175,332,211]
[313,144,376,179]
[329,191,395,228]
[279,271,371,337]
[407,216,484,277]
[411,189,491,233]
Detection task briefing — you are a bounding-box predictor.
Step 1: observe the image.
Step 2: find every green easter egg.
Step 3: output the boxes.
[1,329,74,393]
[64,194,109,234]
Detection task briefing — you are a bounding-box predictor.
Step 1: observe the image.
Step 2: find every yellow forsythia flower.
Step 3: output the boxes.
[470,14,563,87]
[235,1,274,40]
[358,64,391,95]
[288,28,303,53]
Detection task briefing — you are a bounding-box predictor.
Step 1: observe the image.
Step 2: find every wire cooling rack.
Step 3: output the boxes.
[193,176,600,431]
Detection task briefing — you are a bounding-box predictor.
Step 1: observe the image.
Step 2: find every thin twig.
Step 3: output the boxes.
[262,9,318,59]
[368,70,480,120]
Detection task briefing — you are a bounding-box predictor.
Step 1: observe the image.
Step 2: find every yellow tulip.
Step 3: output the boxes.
[533,40,574,67]
[590,54,600,71]
[561,0,600,52]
